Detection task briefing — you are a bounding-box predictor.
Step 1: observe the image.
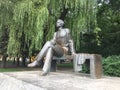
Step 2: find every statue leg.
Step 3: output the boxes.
[41,45,64,76]
[28,41,53,67]
[41,47,53,76]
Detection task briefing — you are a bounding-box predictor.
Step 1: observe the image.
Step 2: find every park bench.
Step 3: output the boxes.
[50,53,103,79]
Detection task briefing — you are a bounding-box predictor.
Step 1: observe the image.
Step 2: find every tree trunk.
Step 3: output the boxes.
[22,57,26,67]
[1,55,7,68]
[59,7,68,20]
[12,57,16,64]
[16,57,20,66]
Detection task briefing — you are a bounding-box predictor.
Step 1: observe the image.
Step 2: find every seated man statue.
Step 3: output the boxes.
[28,19,75,76]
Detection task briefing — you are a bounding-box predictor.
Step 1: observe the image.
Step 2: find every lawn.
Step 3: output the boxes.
[0,67,41,72]
[0,62,73,72]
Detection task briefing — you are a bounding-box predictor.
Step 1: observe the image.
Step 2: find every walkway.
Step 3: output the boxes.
[0,70,120,90]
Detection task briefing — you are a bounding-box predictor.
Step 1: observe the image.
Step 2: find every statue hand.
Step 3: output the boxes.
[50,39,56,45]
[72,52,76,57]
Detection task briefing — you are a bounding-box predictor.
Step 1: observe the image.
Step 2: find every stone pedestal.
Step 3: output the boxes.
[74,53,103,79]
[50,56,66,72]
[90,54,102,79]
[50,60,57,72]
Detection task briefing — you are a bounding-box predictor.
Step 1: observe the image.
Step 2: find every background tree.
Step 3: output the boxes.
[1,0,97,57]
[97,0,120,56]
[0,0,14,55]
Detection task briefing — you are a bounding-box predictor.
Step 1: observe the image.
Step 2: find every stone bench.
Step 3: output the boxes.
[50,55,73,72]
[50,53,103,79]
[74,53,103,79]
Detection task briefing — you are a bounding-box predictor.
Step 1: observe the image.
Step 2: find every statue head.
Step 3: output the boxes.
[56,19,64,28]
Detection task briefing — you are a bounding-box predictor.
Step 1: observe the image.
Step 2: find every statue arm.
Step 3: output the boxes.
[66,29,75,55]
[50,32,56,45]
[69,39,75,55]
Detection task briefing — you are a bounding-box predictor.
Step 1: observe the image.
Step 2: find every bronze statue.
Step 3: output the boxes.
[28,19,75,75]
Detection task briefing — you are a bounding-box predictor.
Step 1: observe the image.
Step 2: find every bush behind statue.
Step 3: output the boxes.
[103,55,120,77]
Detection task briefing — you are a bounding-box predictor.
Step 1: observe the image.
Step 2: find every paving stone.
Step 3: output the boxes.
[0,71,120,90]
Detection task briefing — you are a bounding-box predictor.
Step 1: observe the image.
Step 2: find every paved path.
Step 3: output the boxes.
[0,70,120,90]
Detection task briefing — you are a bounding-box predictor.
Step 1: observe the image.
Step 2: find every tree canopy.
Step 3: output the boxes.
[0,0,98,56]
[97,0,120,56]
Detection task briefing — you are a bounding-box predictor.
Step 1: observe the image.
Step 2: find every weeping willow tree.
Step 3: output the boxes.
[58,0,98,51]
[0,0,97,56]
[7,0,49,56]
[0,0,15,55]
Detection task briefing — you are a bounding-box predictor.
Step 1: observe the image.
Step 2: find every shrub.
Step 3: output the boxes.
[103,55,120,77]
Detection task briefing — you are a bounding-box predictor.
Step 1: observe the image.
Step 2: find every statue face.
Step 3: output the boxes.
[56,19,64,28]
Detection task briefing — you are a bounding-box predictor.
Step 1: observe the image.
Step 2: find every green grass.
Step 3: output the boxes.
[0,67,40,72]
[57,62,73,68]
[0,68,22,72]
[0,61,74,72]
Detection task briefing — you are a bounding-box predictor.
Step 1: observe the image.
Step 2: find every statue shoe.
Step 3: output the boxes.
[41,71,48,76]
[27,61,39,67]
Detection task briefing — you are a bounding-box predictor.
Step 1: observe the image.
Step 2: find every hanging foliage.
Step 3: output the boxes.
[0,0,15,55]
[7,0,49,56]
[64,0,97,51]
[45,0,98,51]
[0,0,97,56]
